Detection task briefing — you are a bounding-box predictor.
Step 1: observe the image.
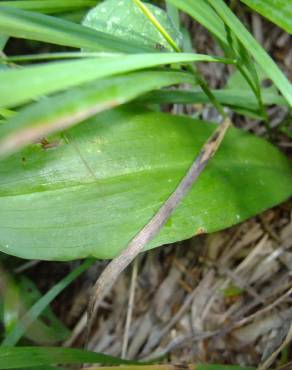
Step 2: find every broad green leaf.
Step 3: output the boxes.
[206,0,292,106]
[0,346,131,369]
[83,0,183,51]
[1,259,93,346]
[240,0,292,33]
[0,107,291,261]
[0,1,96,14]
[0,71,194,158]
[0,53,233,108]
[0,6,153,54]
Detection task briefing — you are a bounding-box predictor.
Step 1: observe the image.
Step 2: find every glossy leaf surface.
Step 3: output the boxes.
[83,0,183,51]
[0,108,291,261]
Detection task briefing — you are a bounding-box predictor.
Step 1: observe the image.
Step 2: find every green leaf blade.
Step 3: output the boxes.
[0,108,291,261]
[0,5,153,53]
[0,53,233,108]
[240,0,292,33]
[207,0,292,106]
[0,346,131,369]
[0,70,194,158]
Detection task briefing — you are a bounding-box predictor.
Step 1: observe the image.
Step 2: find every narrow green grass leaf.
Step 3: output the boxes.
[166,0,227,45]
[0,1,96,14]
[0,71,194,157]
[207,0,292,106]
[0,6,153,53]
[0,346,131,369]
[0,53,234,108]
[1,259,94,346]
[240,0,292,33]
[0,52,122,62]
[139,88,287,110]
[0,107,291,261]
[18,276,70,344]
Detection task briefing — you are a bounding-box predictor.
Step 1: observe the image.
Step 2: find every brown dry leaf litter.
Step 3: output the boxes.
[60,205,291,368]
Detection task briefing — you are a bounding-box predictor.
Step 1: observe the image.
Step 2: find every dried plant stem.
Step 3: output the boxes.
[85,117,231,346]
[258,322,292,370]
[122,258,139,358]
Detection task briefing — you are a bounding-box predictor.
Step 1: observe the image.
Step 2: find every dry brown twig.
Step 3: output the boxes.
[122,257,139,358]
[85,116,232,346]
[258,321,292,370]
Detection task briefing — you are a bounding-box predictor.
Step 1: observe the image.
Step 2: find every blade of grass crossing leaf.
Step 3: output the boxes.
[207,0,292,106]
[1,259,94,346]
[0,347,133,369]
[132,0,180,52]
[0,108,292,261]
[131,1,227,117]
[0,71,195,158]
[0,6,153,53]
[0,53,235,108]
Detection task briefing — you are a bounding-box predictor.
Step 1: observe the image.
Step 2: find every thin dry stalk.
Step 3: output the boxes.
[85,117,232,346]
[122,258,139,358]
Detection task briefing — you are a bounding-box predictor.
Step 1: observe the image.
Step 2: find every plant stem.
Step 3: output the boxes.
[86,116,231,345]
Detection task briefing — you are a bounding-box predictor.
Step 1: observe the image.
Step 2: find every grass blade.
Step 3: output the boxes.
[138,88,288,110]
[207,0,292,106]
[0,71,194,157]
[0,53,234,108]
[1,259,94,346]
[0,1,95,14]
[240,0,292,33]
[0,347,132,369]
[0,6,153,53]
[166,0,227,45]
